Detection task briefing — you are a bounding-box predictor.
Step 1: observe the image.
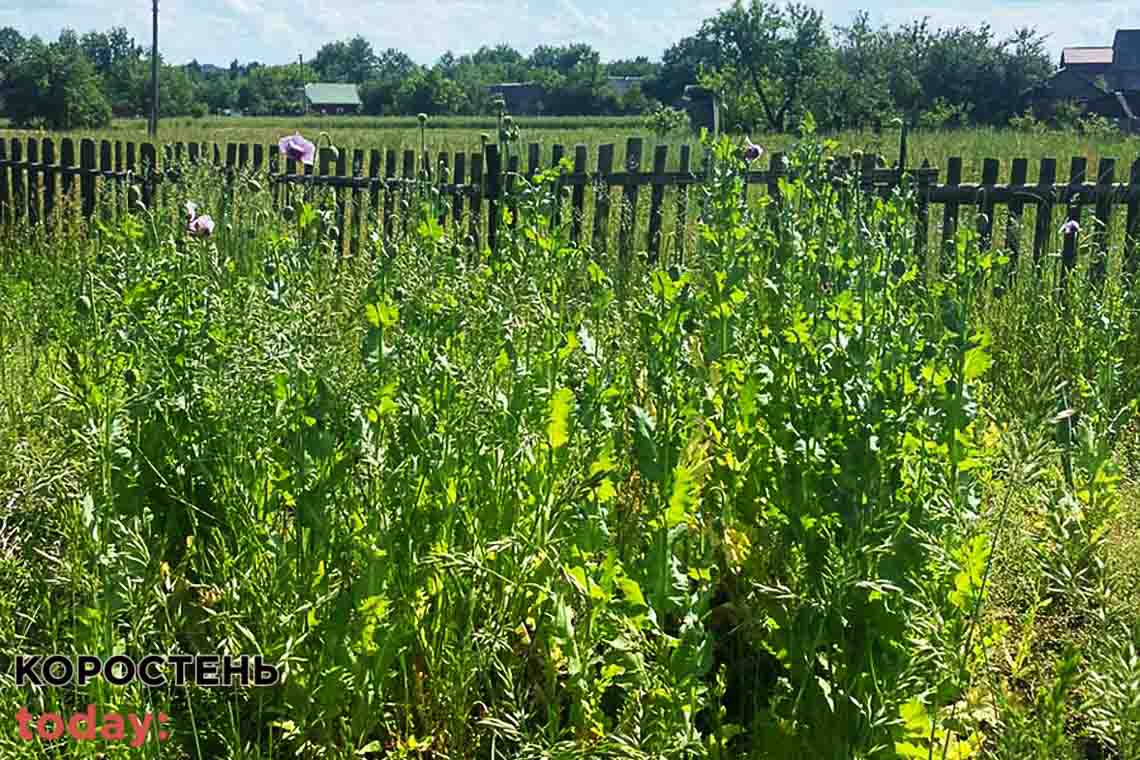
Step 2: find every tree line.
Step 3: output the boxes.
[0,0,1055,132]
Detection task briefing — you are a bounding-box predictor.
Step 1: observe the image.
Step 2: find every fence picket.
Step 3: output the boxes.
[401,150,415,239]
[26,138,40,226]
[507,153,520,229]
[978,158,998,250]
[351,148,364,257]
[675,145,691,262]
[382,149,396,243]
[941,157,962,260]
[1127,159,1140,274]
[468,151,483,252]
[485,144,502,253]
[0,141,8,227]
[99,141,113,222]
[1006,158,1028,267]
[42,139,56,225]
[1092,157,1115,283]
[618,137,643,265]
[1033,159,1057,263]
[592,144,615,253]
[367,149,382,238]
[10,140,24,225]
[570,145,586,246]
[452,152,466,233]
[1062,157,1086,274]
[550,144,565,230]
[141,143,157,209]
[647,144,668,263]
[79,139,96,218]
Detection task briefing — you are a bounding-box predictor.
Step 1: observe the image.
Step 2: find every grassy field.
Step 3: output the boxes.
[1,133,1140,759]
[3,115,1140,183]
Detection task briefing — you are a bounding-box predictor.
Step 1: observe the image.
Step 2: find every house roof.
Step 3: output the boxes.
[304,83,361,106]
[1061,47,1113,65]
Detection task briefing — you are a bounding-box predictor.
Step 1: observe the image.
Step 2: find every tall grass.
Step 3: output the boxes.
[0,131,1138,759]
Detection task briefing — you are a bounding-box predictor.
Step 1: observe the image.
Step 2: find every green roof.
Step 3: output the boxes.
[304,83,362,106]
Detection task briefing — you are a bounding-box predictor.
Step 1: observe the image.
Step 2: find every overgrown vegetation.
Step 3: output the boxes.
[0,128,1139,759]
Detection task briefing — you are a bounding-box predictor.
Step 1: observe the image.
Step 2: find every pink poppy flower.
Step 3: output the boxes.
[741,136,763,163]
[278,132,316,165]
[187,214,215,238]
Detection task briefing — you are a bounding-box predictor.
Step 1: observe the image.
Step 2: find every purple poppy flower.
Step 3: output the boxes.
[1060,219,1079,236]
[741,136,763,163]
[278,132,316,165]
[187,214,215,238]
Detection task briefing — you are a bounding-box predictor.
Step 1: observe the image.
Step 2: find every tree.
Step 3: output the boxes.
[313,36,377,83]
[697,0,831,132]
[6,31,111,129]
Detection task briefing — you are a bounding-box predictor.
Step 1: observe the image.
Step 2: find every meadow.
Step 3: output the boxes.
[1,128,1139,760]
[3,114,1139,181]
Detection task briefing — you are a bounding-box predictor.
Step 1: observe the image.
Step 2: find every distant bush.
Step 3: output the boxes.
[644,104,690,138]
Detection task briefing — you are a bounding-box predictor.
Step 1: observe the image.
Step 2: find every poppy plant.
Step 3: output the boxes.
[741,136,763,163]
[278,132,317,165]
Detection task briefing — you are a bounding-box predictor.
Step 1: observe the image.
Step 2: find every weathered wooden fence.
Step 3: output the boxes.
[1,135,1139,276]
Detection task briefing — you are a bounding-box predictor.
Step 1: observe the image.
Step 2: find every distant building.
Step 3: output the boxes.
[303,83,362,115]
[1031,29,1140,128]
[485,82,545,115]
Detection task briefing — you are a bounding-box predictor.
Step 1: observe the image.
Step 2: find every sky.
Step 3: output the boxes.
[0,0,1134,67]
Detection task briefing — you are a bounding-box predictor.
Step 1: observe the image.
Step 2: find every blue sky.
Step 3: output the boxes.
[0,0,1132,66]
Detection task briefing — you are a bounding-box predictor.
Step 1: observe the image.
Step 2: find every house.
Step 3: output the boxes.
[1031,29,1140,128]
[485,82,545,115]
[303,83,362,115]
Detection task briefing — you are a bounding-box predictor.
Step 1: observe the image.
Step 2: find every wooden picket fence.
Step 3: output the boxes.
[1,134,1139,277]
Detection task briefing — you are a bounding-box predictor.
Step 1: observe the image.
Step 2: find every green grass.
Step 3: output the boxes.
[4,117,1140,182]
[1,133,1139,759]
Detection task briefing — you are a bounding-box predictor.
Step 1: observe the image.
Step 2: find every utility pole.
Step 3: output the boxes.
[299,53,304,114]
[149,0,159,136]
